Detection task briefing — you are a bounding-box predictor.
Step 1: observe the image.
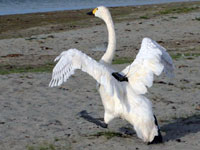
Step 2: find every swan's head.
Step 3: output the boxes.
[87,6,111,21]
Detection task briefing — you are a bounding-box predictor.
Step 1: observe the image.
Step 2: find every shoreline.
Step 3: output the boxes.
[1,0,199,16]
[0,1,200,40]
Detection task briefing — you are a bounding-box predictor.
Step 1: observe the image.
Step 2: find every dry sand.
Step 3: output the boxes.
[0,1,200,150]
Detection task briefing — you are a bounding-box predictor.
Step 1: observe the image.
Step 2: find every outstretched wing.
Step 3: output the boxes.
[122,38,174,95]
[49,48,118,96]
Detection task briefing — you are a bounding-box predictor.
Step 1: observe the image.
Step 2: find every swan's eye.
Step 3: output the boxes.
[92,8,98,14]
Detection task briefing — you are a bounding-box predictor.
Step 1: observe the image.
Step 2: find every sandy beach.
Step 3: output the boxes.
[0,1,200,150]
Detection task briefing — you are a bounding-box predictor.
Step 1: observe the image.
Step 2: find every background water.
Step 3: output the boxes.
[0,0,198,15]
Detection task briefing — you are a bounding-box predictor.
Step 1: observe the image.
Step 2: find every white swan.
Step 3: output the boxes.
[49,6,174,144]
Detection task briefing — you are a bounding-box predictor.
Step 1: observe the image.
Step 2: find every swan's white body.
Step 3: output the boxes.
[49,6,174,143]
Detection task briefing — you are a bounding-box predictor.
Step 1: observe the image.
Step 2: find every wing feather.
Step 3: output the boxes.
[49,48,118,96]
[122,38,174,94]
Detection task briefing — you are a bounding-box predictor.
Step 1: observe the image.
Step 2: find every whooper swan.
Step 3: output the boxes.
[49,6,174,144]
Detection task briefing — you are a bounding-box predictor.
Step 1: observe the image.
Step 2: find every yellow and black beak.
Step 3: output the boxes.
[87,8,98,16]
[87,11,93,16]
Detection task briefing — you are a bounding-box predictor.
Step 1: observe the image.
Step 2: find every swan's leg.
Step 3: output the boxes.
[104,111,115,125]
[148,115,163,144]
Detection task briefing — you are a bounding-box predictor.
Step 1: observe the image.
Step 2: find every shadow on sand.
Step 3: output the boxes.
[78,110,108,128]
[161,114,200,142]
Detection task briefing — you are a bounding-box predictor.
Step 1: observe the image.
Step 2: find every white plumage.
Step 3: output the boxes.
[122,38,174,95]
[49,49,117,96]
[49,6,174,143]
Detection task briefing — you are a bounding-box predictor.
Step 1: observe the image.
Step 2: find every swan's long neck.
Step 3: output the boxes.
[100,16,116,64]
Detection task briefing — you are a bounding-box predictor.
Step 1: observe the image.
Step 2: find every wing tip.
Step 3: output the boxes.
[49,80,55,87]
[54,56,60,62]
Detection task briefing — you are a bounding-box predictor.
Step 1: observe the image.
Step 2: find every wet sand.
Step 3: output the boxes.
[0,1,200,150]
